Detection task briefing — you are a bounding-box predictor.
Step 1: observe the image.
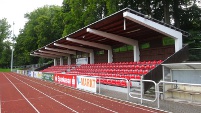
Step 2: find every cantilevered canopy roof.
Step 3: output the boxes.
[162,63,201,70]
[31,8,189,58]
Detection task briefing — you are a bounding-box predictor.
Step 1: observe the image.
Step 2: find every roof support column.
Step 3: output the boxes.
[67,55,71,65]
[133,45,140,61]
[108,49,113,63]
[89,52,94,64]
[54,58,57,66]
[175,37,182,52]
[60,57,63,66]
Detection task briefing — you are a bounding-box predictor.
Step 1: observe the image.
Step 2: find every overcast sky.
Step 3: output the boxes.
[0,0,63,36]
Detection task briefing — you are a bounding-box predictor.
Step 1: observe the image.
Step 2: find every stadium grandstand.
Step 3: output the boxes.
[30,7,189,91]
[12,8,201,112]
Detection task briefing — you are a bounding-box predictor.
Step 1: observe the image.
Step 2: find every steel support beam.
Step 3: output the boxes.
[45,47,76,55]
[34,52,60,58]
[54,43,93,53]
[66,37,111,50]
[39,50,69,57]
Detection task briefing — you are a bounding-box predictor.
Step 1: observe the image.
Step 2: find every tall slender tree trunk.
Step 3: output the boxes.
[173,0,180,28]
[145,0,152,16]
[163,0,170,24]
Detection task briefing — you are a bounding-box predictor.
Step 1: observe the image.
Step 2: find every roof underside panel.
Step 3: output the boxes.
[31,8,189,57]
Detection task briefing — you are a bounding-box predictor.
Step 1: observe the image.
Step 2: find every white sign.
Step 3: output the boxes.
[77,76,96,93]
[31,71,34,77]
[76,58,88,65]
[33,71,42,79]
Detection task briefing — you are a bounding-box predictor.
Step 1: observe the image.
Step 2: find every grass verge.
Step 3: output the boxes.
[0,68,11,72]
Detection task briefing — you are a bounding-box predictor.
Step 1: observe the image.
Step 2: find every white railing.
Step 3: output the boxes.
[129,78,158,104]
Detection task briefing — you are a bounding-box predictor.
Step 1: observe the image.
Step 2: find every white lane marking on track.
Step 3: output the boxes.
[12,73,159,113]
[9,73,118,113]
[0,93,1,113]
[9,74,79,113]
[3,73,40,113]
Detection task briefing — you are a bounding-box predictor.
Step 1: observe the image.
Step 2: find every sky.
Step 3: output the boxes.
[0,0,63,36]
[0,0,200,37]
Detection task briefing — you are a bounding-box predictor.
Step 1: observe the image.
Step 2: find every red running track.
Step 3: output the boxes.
[0,72,164,113]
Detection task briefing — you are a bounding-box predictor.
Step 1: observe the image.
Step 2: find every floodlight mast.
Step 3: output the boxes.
[11,48,13,72]
[10,22,14,72]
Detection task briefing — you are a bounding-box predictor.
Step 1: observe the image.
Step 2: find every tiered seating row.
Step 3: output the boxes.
[40,60,162,87]
[68,60,162,87]
[41,64,77,73]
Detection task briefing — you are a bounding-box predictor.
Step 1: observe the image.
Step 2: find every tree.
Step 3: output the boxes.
[0,41,12,68]
[15,5,64,66]
[13,0,201,66]
[0,18,11,68]
[0,18,11,42]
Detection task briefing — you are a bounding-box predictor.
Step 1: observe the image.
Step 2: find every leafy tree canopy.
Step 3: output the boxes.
[11,0,201,66]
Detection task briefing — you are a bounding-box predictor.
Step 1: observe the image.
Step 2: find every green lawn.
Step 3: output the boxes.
[0,68,11,72]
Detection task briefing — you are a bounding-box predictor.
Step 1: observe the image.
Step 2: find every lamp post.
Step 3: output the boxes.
[11,47,13,72]
[10,21,14,72]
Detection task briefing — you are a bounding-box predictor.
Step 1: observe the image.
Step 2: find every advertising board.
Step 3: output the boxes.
[54,73,76,88]
[76,76,96,93]
[42,73,54,82]
[27,70,31,77]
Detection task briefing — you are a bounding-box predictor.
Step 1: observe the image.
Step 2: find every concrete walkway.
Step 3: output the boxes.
[99,88,201,113]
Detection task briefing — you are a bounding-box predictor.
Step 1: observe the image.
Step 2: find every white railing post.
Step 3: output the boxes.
[140,76,143,104]
[127,79,130,100]
[99,76,101,94]
[157,84,160,108]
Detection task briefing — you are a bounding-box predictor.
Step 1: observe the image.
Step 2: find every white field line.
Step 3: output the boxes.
[12,73,159,113]
[8,73,79,113]
[10,73,118,113]
[3,73,40,113]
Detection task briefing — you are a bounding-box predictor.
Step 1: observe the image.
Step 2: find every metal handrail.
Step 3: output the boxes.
[97,76,130,100]
[129,78,157,104]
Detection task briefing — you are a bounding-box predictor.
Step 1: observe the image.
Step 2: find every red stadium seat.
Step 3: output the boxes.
[143,70,149,75]
[125,75,130,80]
[135,65,140,69]
[150,65,156,70]
[103,79,108,84]
[116,80,121,86]
[133,69,138,74]
[136,75,141,79]
[107,79,112,85]
[111,80,116,86]
[157,60,163,64]
[120,80,127,87]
